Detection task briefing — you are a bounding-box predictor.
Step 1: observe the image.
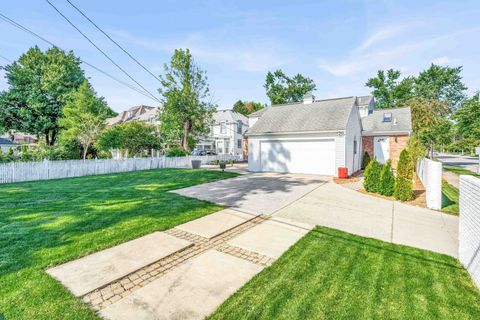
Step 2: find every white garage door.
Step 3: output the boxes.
[260,139,336,175]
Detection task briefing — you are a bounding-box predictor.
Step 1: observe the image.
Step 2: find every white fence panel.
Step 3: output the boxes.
[459,175,480,288]
[416,158,442,210]
[0,155,240,184]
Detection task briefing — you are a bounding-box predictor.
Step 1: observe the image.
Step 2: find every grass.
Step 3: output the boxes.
[0,168,237,320]
[443,165,480,177]
[442,181,459,215]
[210,226,480,320]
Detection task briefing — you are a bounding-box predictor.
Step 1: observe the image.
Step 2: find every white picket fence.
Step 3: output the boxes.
[0,155,240,184]
[416,158,442,210]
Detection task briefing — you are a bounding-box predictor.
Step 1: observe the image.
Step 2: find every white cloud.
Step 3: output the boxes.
[354,25,410,53]
[431,56,459,66]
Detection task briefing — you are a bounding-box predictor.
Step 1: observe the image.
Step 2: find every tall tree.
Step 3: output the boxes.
[232,100,264,116]
[158,49,215,151]
[365,69,414,109]
[407,97,449,157]
[415,64,467,111]
[454,92,480,148]
[0,46,86,145]
[264,69,316,105]
[59,81,116,159]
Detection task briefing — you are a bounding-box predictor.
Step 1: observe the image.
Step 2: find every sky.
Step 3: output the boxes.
[1,0,480,112]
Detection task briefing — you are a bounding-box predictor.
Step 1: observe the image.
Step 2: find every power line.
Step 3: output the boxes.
[45,0,161,103]
[0,54,12,63]
[0,12,159,102]
[65,0,161,82]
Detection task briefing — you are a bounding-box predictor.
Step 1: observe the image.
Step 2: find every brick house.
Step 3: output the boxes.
[361,107,412,168]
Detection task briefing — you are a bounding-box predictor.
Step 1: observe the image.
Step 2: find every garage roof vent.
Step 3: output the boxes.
[383,113,392,122]
[303,92,315,104]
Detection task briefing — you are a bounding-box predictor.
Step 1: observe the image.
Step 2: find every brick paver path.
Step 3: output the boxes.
[82,215,275,312]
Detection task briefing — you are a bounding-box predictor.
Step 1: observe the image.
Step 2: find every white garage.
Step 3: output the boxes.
[246,94,364,176]
[259,139,336,175]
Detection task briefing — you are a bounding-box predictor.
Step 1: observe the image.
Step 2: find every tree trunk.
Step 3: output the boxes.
[82,145,88,160]
[182,121,190,152]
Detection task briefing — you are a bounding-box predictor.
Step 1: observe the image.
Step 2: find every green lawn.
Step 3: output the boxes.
[443,165,480,177]
[442,181,459,215]
[0,169,237,320]
[210,226,480,320]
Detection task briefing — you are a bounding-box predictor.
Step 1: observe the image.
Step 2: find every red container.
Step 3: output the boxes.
[338,167,348,179]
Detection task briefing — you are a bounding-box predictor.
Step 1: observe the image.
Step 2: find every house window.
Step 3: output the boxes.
[353,138,357,155]
[383,113,392,122]
[237,120,242,134]
[237,139,242,149]
[220,123,226,134]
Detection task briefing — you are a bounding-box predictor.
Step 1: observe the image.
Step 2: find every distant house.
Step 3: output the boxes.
[196,110,249,158]
[106,105,159,126]
[0,137,20,152]
[0,132,38,145]
[246,93,412,176]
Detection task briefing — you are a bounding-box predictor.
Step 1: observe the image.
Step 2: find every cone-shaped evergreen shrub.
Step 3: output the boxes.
[379,160,395,196]
[394,149,414,201]
[361,151,371,170]
[363,158,382,193]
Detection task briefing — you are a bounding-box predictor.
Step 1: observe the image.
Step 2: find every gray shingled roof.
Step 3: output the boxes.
[361,107,412,133]
[357,96,373,106]
[248,108,269,118]
[246,97,356,135]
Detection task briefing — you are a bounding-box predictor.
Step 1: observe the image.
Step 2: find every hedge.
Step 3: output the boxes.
[363,158,382,193]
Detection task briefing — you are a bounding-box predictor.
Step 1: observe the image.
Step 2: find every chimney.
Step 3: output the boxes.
[303,92,315,104]
[393,118,398,125]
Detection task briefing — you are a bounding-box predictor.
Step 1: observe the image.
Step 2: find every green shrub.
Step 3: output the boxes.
[394,177,414,201]
[361,151,371,170]
[396,149,413,180]
[394,149,414,201]
[379,160,395,196]
[167,147,188,157]
[363,158,382,193]
[406,134,425,170]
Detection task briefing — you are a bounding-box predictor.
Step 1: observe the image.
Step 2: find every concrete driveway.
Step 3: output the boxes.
[274,181,459,257]
[172,173,329,215]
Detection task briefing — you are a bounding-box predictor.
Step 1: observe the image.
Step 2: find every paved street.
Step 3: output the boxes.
[436,153,479,174]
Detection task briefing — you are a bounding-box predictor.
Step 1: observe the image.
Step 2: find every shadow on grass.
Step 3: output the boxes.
[0,169,235,277]
[309,227,462,270]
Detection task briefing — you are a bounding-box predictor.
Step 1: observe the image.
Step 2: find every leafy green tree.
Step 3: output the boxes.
[59,81,115,159]
[379,160,395,196]
[365,69,414,109]
[454,92,480,151]
[415,64,467,111]
[97,121,161,157]
[158,49,215,151]
[264,69,316,105]
[406,134,426,169]
[363,158,382,193]
[0,46,86,145]
[232,100,265,116]
[407,97,449,157]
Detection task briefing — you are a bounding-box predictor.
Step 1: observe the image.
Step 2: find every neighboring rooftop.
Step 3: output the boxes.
[357,96,374,106]
[106,105,156,126]
[246,96,357,135]
[248,108,269,118]
[361,107,412,134]
[213,110,248,124]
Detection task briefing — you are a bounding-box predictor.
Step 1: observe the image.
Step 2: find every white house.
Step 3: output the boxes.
[246,93,411,176]
[196,110,248,158]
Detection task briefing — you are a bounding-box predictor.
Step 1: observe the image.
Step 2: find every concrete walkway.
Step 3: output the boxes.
[274,181,458,257]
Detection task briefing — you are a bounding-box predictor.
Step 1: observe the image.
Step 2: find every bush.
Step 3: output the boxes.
[379,160,395,196]
[406,134,426,170]
[394,177,414,201]
[167,147,188,157]
[361,151,371,170]
[363,158,382,193]
[394,149,414,201]
[396,149,413,180]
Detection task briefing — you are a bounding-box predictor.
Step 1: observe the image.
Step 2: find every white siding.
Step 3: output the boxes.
[344,105,363,175]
